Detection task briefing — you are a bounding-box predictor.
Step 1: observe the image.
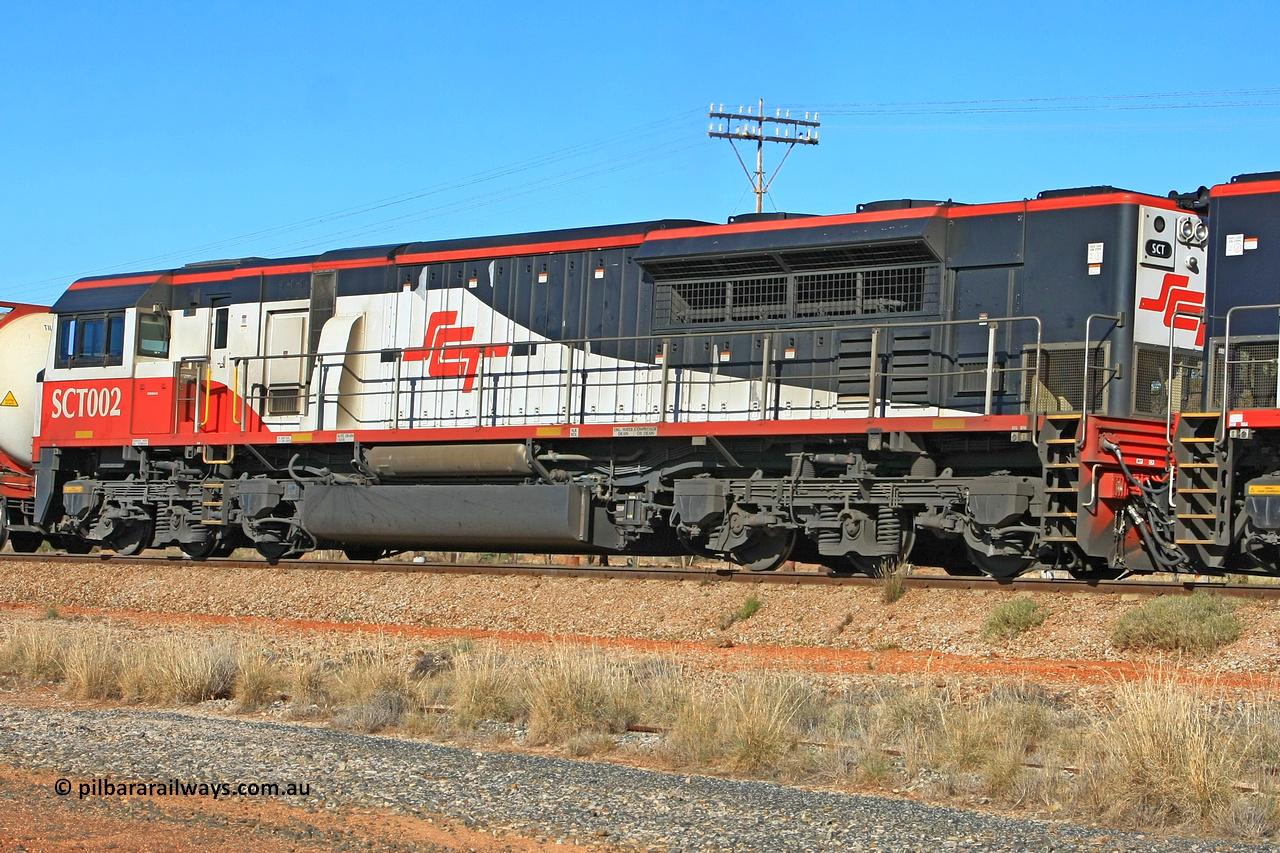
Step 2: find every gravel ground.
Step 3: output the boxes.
[3,558,1280,676]
[0,703,1262,852]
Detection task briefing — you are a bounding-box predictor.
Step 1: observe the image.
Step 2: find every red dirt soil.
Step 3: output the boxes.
[3,600,1275,697]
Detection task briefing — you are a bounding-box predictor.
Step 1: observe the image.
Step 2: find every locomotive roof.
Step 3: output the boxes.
[53,220,709,313]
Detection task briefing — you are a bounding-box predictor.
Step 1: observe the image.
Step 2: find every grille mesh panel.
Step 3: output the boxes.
[1211,341,1280,410]
[1133,345,1203,417]
[655,263,939,327]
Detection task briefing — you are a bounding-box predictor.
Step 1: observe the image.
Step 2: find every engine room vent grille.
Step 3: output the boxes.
[655,263,940,327]
[1133,345,1203,417]
[266,384,303,416]
[1210,340,1279,410]
[778,242,937,271]
[640,241,937,282]
[641,253,784,280]
[1025,344,1110,414]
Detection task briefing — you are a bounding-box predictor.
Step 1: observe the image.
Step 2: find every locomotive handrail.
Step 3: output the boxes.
[1166,308,1206,455]
[1078,312,1125,449]
[232,312,1046,433]
[230,363,242,427]
[1216,302,1280,444]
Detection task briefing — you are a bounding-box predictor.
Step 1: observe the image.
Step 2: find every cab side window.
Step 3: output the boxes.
[136,312,170,358]
[55,311,127,368]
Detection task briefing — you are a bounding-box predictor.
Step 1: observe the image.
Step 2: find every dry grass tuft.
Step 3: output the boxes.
[1,624,66,682]
[878,561,910,605]
[234,649,284,712]
[329,653,409,733]
[150,639,239,703]
[1112,592,1242,654]
[722,674,817,773]
[664,691,722,766]
[524,646,639,744]
[449,645,521,727]
[939,694,1052,797]
[287,661,331,718]
[983,599,1048,642]
[62,631,120,700]
[1080,678,1244,830]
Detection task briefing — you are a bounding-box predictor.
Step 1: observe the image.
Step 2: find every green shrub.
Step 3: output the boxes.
[983,599,1048,641]
[1112,593,1241,654]
[718,595,763,630]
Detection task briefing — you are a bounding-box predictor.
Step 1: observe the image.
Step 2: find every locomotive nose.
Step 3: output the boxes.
[0,305,52,469]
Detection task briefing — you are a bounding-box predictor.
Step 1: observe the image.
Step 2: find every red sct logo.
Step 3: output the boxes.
[404,311,509,393]
[1138,274,1205,347]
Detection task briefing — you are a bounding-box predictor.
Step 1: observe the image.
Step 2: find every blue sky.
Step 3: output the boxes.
[3,1,1279,304]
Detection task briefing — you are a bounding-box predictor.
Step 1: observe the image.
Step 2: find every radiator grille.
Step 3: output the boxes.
[1025,345,1109,414]
[1133,345,1203,417]
[655,263,939,327]
[266,384,303,416]
[1211,340,1279,410]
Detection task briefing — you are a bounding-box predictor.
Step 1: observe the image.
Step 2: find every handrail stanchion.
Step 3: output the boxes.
[1028,317,1044,441]
[760,332,772,420]
[392,351,402,430]
[867,326,880,419]
[231,358,243,427]
[476,346,486,428]
[659,338,671,423]
[1078,312,1124,448]
[1215,303,1280,443]
[563,343,576,424]
[983,319,999,416]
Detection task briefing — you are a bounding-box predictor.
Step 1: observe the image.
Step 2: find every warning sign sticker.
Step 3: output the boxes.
[0,391,17,407]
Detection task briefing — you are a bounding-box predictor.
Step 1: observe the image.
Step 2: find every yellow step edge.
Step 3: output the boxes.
[1178,437,1216,443]
[1179,463,1219,468]
[1177,513,1217,519]
[1045,463,1079,469]
[1176,538,1216,545]
[1177,488,1217,494]
[1045,438,1078,444]
[1044,512,1078,518]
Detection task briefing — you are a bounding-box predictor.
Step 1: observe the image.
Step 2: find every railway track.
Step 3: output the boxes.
[3,551,1280,600]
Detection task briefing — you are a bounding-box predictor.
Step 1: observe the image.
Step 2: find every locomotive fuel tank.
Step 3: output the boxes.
[0,308,51,468]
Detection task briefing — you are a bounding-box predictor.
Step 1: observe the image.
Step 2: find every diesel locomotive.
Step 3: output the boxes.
[3,171,1280,578]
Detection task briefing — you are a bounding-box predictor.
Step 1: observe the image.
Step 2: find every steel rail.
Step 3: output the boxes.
[2,553,1278,600]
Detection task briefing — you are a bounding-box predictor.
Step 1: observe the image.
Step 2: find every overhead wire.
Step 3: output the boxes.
[8,109,705,295]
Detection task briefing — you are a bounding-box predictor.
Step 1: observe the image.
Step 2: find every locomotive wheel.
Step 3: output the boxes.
[849,515,916,578]
[255,540,293,564]
[8,532,43,554]
[180,536,221,561]
[107,523,152,557]
[728,528,797,572]
[343,546,385,562]
[60,538,93,555]
[965,549,1033,580]
[677,529,719,560]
